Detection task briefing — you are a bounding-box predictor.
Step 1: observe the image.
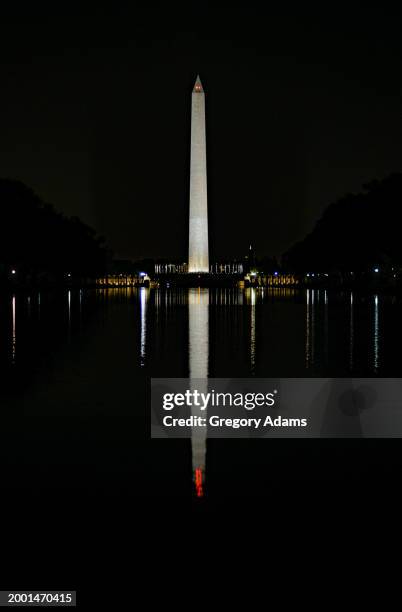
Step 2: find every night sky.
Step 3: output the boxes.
[1,4,402,261]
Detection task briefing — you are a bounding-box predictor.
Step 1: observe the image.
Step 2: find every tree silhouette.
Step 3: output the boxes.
[0,179,108,283]
[283,173,402,273]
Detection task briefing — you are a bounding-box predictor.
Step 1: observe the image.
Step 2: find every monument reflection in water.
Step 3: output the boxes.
[188,288,209,497]
[137,286,392,496]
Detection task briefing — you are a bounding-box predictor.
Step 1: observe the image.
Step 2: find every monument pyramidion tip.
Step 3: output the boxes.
[193,75,203,93]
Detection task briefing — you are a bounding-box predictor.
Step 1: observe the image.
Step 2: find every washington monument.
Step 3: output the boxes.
[188,75,209,273]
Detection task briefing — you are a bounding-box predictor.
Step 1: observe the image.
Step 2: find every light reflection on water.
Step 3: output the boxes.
[350,292,354,371]
[2,287,402,499]
[188,288,209,497]
[140,286,394,497]
[306,289,310,369]
[324,289,328,366]
[4,287,392,381]
[137,287,393,380]
[246,288,256,374]
[67,290,72,340]
[140,287,148,367]
[373,294,379,373]
[311,290,315,367]
[11,295,16,365]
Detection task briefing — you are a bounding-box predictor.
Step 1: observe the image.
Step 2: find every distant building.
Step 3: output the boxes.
[155,261,243,275]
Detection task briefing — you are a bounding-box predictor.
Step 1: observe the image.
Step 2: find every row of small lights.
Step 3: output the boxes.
[250,271,279,277]
[10,269,72,277]
[306,268,398,278]
[307,267,385,276]
[8,268,398,278]
[251,268,396,277]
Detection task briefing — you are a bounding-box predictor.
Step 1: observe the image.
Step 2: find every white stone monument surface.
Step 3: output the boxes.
[188,75,209,273]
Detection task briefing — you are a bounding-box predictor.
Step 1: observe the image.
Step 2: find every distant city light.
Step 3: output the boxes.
[11,269,16,275]
[306,273,310,277]
[139,272,146,277]
[67,273,71,277]
[374,268,379,273]
[274,271,278,276]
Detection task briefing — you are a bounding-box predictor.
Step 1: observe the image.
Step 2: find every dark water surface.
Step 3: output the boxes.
[1,286,402,588]
[1,286,402,504]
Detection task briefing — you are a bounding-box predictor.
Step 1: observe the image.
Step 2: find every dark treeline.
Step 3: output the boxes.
[0,179,108,285]
[283,173,402,274]
[4,173,402,287]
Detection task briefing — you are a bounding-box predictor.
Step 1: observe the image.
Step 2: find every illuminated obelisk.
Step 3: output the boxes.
[188,75,209,273]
